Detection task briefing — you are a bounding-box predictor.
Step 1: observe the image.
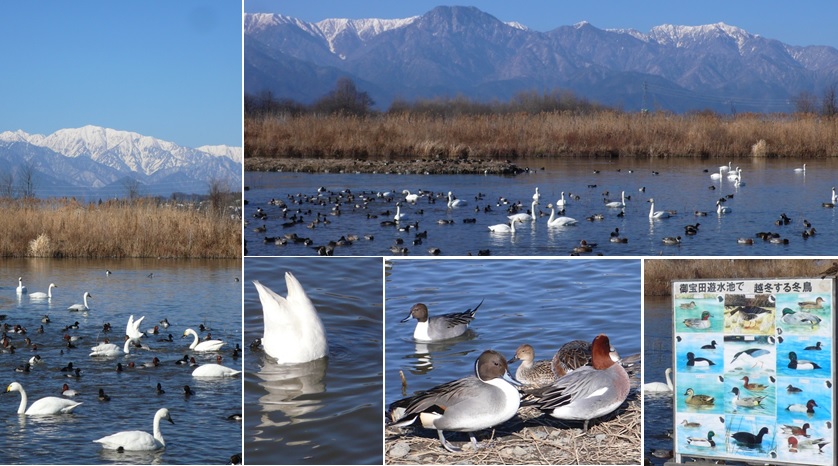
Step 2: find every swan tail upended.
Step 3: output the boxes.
[253,273,328,363]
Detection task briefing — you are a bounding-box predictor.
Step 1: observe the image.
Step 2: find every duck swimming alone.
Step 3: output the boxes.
[788,351,821,370]
[683,388,714,407]
[534,334,629,432]
[683,311,712,329]
[401,300,482,342]
[252,272,328,363]
[507,344,556,389]
[387,350,520,452]
[786,399,818,414]
[686,430,715,448]
[741,376,768,392]
[797,297,825,309]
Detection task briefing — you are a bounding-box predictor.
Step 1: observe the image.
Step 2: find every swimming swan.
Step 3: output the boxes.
[67,292,92,312]
[710,167,723,180]
[447,191,467,207]
[547,207,578,226]
[192,363,242,378]
[394,204,408,222]
[643,368,673,393]
[89,339,132,358]
[794,163,806,173]
[488,219,519,232]
[556,191,567,207]
[29,283,57,299]
[508,201,537,222]
[182,328,225,352]
[716,200,732,214]
[16,277,27,294]
[648,199,670,219]
[605,191,625,208]
[6,381,82,415]
[402,190,419,203]
[253,272,328,363]
[93,407,174,450]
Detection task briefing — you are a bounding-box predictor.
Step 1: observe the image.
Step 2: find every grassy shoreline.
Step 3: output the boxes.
[245,112,838,173]
[1,198,241,259]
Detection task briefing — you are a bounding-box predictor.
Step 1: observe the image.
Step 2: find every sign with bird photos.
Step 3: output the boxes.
[671,277,835,466]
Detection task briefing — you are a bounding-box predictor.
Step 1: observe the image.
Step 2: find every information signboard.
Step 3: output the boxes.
[672,277,835,465]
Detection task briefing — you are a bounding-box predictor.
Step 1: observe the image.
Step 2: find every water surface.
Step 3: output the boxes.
[0,258,242,465]
[245,158,838,256]
[243,257,383,465]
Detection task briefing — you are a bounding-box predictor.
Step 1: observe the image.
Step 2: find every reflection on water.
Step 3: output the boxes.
[253,357,328,426]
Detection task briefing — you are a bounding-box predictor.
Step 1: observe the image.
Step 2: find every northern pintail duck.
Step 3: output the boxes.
[686,352,715,367]
[253,272,328,363]
[730,387,765,408]
[788,351,821,370]
[551,339,593,377]
[780,308,822,326]
[401,300,482,342]
[388,350,520,452]
[686,430,715,448]
[731,427,769,447]
[533,334,629,432]
[740,376,767,391]
[508,344,555,389]
[683,311,711,329]
[683,388,714,407]
[798,297,824,309]
[786,399,817,414]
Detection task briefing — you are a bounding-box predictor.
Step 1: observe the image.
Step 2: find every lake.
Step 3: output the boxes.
[244,158,838,256]
[384,258,641,449]
[0,258,242,465]
[644,294,675,465]
[243,257,383,465]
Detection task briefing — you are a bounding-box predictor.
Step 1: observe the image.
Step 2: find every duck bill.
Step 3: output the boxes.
[507,356,520,364]
[503,371,522,387]
[399,311,413,323]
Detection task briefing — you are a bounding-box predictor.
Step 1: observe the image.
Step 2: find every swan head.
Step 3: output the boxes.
[156,407,175,425]
[6,382,23,394]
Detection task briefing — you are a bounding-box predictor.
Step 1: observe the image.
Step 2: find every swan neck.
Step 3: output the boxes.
[649,202,654,217]
[124,339,132,354]
[548,208,555,223]
[16,386,27,414]
[665,368,673,389]
[189,330,199,349]
[153,412,165,446]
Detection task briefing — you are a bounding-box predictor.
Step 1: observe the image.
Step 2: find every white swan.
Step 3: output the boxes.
[488,218,518,232]
[546,207,578,226]
[717,200,732,214]
[794,163,806,173]
[605,191,625,208]
[253,272,328,363]
[727,167,740,180]
[648,199,670,219]
[710,167,723,180]
[532,187,541,203]
[719,161,731,172]
[126,315,145,341]
[394,204,408,222]
[89,339,132,358]
[93,407,173,450]
[447,191,467,207]
[734,169,745,187]
[402,190,419,203]
[67,292,92,311]
[508,200,536,222]
[182,328,225,352]
[643,368,673,393]
[192,363,241,378]
[29,283,57,299]
[832,186,837,204]
[556,191,567,207]
[16,277,27,294]
[5,381,82,415]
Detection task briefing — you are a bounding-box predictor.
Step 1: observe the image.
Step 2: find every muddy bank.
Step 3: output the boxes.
[245,156,527,175]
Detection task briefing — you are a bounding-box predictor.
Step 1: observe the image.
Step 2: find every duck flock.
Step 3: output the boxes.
[2,271,242,464]
[387,299,640,453]
[244,161,838,256]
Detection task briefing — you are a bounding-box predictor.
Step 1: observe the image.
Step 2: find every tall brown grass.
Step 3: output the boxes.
[0,198,241,258]
[245,112,838,162]
[644,259,833,296]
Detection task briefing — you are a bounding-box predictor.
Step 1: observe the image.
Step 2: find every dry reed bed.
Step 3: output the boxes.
[644,259,833,296]
[246,112,838,165]
[0,199,241,258]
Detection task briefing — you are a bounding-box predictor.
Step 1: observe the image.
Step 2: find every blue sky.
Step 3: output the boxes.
[1,1,242,148]
[245,0,838,48]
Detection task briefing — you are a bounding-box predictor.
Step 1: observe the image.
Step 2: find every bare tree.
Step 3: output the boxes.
[793,91,818,114]
[313,77,375,116]
[0,170,14,198]
[16,160,37,200]
[122,177,143,202]
[208,177,232,217]
[822,82,837,118]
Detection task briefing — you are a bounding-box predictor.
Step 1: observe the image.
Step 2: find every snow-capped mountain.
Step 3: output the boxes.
[244,5,838,113]
[0,125,242,198]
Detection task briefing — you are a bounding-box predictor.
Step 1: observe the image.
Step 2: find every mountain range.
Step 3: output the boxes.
[244,5,838,113]
[0,125,242,199]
